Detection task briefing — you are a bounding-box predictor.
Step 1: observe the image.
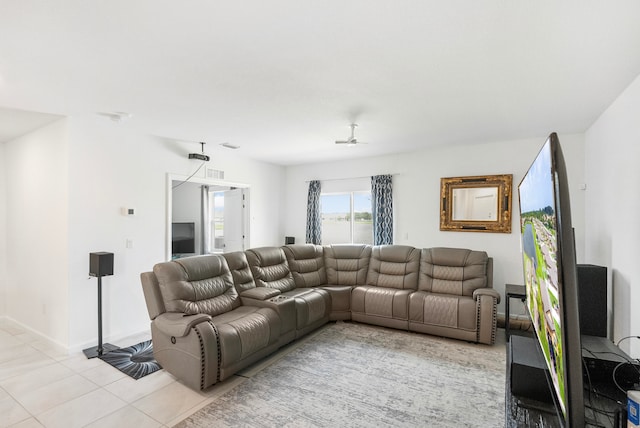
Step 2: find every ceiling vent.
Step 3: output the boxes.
[220,142,240,150]
[207,168,225,180]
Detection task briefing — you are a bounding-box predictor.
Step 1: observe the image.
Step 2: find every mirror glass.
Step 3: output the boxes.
[452,187,498,221]
[440,174,512,233]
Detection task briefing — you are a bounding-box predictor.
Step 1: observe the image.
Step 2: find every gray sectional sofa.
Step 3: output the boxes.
[140,244,500,391]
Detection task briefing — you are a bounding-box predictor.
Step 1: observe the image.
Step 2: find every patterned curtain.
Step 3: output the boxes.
[306,180,322,244]
[371,175,393,245]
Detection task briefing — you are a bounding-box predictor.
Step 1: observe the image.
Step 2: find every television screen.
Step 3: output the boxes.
[518,133,584,426]
[172,222,195,255]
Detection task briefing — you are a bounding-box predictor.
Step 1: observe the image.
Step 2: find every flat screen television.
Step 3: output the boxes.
[172,222,196,255]
[518,133,584,427]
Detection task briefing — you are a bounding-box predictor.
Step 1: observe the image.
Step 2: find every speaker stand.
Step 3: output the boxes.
[83,276,117,359]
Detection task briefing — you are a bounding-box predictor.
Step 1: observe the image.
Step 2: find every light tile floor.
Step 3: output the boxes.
[0,319,241,428]
[1,319,509,427]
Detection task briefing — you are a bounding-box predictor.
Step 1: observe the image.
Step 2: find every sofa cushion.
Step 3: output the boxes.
[319,286,352,312]
[153,254,240,316]
[352,286,412,320]
[324,244,371,286]
[418,247,488,296]
[246,247,296,292]
[409,291,477,330]
[281,288,331,328]
[366,245,420,289]
[213,306,281,361]
[283,244,327,287]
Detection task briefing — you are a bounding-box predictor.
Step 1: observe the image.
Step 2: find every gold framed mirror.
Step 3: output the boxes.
[440,174,513,233]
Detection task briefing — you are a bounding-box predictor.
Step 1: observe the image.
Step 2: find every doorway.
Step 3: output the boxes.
[203,186,245,253]
[166,174,250,260]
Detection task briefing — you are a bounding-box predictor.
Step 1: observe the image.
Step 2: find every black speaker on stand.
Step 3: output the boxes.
[83,252,118,359]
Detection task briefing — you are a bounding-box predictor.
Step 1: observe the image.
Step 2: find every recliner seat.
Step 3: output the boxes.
[351,245,421,330]
[143,254,284,390]
[408,247,500,344]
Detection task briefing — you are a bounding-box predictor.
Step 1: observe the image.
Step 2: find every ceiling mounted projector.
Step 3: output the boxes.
[188,152,210,161]
[189,142,210,161]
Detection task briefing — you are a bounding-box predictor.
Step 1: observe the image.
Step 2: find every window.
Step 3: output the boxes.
[211,191,225,251]
[321,192,372,244]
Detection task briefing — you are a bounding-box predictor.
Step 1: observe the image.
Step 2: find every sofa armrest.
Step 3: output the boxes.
[473,288,501,304]
[474,288,500,345]
[154,312,212,338]
[241,294,296,335]
[240,287,281,301]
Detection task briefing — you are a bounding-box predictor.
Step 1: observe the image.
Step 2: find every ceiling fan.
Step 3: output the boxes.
[335,123,367,146]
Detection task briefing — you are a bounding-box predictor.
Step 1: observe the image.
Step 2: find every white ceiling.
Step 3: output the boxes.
[1,1,640,165]
[0,107,62,143]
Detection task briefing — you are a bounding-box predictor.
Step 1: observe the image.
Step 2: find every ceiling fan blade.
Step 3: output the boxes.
[335,124,366,146]
[336,139,367,146]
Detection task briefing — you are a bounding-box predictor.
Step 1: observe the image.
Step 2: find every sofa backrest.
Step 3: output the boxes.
[223,251,256,293]
[418,247,490,296]
[366,245,420,289]
[153,254,240,316]
[282,244,327,287]
[323,244,372,286]
[245,247,296,292]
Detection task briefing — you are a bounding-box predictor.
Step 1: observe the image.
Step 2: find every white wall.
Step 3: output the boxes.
[585,73,640,357]
[0,113,284,351]
[3,119,70,347]
[284,134,586,317]
[64,114,285,351]
[0,142,6,317]
[1,109,595,351]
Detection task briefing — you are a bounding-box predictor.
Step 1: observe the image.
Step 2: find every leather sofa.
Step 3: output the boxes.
[140,244,500,390]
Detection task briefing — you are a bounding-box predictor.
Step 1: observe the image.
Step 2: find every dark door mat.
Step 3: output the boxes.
[99,340,162,380]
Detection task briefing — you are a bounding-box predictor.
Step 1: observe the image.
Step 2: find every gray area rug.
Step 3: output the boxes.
[175,322,506,428]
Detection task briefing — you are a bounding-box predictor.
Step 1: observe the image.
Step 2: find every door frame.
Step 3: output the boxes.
[165,173,251,261]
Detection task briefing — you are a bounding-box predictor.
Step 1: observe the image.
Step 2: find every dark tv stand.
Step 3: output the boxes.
[506,335,630,427]
[506,335,561,427]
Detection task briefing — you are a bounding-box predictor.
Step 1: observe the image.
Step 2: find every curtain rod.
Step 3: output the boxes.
[304,173,398,183]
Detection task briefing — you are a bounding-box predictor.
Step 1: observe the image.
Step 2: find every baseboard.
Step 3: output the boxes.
[1,315,151,356]
[70,329,152,354]
[1,316,69,356]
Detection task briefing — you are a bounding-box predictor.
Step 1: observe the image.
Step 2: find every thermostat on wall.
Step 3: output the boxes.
[121,207,136,216]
